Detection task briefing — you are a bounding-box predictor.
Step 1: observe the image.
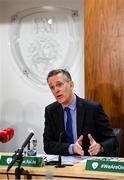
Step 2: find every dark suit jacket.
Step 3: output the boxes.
[43,95,117,156]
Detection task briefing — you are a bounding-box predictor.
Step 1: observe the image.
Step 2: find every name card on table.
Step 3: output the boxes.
[85,159,124,173]
[0,155,43,167]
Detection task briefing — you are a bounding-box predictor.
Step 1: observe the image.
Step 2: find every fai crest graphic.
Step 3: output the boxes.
[9,7,81,89]
[92,162,99,169]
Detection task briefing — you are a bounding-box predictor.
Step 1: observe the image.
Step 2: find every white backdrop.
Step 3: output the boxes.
[0,0,84,154]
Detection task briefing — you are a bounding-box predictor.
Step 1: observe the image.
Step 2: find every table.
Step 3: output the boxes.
[0,153,124,180]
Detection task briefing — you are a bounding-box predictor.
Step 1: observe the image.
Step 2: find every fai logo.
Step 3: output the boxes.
[9,7,81,90]
[92,162,99,169]
[7,157,12,164]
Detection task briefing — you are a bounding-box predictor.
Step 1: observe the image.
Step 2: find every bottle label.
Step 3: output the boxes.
[27,149,37,156]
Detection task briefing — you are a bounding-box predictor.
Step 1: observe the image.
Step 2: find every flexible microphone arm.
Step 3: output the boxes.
[7,130,34,172]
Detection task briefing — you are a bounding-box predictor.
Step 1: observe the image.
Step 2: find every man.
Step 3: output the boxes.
[43,69,117,156]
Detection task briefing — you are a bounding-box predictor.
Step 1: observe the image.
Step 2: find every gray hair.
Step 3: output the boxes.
[47,69,72,82]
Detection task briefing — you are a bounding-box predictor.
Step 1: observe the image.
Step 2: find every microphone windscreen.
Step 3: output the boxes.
[1,128,14,143]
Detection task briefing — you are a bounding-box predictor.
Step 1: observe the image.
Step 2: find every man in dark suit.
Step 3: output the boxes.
[43,69,117,156]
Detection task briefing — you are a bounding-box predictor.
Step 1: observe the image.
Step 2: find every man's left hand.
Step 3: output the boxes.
[88,134,101,156]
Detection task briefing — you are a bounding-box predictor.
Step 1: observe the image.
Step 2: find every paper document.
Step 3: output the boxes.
[37,154,121,165]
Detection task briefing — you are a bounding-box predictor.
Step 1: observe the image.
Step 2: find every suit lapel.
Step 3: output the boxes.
[76,97,85,138]
[55,104,65,134]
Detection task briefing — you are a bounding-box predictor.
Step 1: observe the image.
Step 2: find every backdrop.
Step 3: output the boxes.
[0,0,84,154]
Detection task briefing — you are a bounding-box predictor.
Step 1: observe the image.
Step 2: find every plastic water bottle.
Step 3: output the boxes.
[46,168,53,180]
[27,136,37,156]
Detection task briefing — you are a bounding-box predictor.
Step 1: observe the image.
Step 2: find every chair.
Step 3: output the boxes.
[113,128,121,157]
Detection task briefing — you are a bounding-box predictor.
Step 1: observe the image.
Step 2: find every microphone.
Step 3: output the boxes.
[0,128,14,143]
[21,129,34,149]
[55,132,65,168]
[7,129,34,172]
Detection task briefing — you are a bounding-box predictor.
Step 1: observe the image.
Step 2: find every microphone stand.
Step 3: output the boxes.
[7,131,34,180]
[55,132,65,168]
[14,148,24,180]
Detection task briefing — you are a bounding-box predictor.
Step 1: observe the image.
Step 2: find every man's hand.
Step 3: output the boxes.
[72,135,84,155]
[88,134,101,156]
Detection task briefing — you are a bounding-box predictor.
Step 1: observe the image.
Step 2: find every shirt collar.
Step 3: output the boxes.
[63,94,76,111]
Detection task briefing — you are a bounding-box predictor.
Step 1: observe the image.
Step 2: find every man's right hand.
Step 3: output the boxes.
[72,135,84,155]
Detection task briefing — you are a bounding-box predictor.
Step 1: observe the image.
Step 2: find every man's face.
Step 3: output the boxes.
[48,73,74,106]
